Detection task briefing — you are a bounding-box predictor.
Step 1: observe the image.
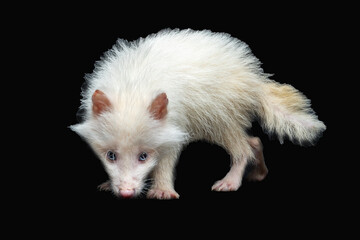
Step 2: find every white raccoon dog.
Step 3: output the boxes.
[71,29,326,199]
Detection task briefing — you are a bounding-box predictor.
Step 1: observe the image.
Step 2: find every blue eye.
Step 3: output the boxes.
[138,152,148,161]
[106,151,117,161]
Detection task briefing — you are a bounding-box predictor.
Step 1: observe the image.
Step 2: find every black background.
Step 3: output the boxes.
[11,3,353,234]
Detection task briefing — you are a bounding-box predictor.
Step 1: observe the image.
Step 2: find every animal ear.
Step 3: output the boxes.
[149,93,168,120]
[92,90,112,115]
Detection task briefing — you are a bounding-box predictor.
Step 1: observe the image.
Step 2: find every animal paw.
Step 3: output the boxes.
[211,178,241,192]
[147,188,180,199]
[246,168,268,182]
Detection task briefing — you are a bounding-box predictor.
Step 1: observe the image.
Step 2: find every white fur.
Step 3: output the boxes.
[71,29,326,198]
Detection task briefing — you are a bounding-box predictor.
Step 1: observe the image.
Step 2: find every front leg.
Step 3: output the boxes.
[147,147,181,199]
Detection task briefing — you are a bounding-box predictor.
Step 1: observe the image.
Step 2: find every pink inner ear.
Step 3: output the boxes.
[92,90,112,115]
[149,93,168,120]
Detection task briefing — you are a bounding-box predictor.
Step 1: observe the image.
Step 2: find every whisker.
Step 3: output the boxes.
[139,178,154,198]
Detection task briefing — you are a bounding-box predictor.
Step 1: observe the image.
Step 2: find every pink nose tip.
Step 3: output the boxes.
[119,189,135,198]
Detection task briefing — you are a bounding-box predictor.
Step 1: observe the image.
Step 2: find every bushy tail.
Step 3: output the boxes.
[259,81,326,145]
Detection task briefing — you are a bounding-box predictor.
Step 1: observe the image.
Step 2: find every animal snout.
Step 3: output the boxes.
[119,188,135,198]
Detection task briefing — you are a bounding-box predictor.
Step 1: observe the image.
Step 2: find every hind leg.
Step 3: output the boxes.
[211,159,247,191]
[211,134,252,191]
[246,137,268,181]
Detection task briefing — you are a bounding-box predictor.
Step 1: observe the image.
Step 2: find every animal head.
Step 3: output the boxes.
[71,90,185,198]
